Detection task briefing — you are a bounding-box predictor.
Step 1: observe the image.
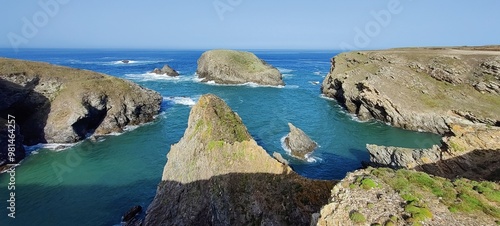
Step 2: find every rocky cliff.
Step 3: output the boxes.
[321,47,500,181]
[0,58,162,147]
[367,124,500,181]
[321,47,500,135]
[316,167,500,226]
[197,50,284,86]
[144,94,334,225]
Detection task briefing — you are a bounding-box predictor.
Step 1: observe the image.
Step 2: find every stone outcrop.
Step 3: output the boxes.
[0,58,162,147]
[321,46,500,180]
[316,167,499,226]
[152,64,179,77]
[144,94,334,226]
[196,49,284,86]
[284,123,317,159]
[321,46,500,135]
[367,124,500,181]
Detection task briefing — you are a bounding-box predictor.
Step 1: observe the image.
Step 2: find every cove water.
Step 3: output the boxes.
[0,49,441,226]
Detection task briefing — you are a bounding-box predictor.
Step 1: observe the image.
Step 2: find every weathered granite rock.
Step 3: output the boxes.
[197,49,284,86]
[284,123,317,159]
[144,94,334,226]
[321,46,500,134]
[367,124,500,181]
[0,58,162,145]
[316,167,499,226]
[152,64,179,77]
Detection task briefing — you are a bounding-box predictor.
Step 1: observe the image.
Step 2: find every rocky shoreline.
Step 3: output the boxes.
[1,47,499,225]
[321,47,500,180]
[0,58,162,167]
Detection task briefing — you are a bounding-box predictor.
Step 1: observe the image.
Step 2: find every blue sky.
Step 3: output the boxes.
[1,0,499,50]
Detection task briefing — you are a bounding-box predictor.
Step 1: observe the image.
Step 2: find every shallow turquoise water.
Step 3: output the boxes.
[0,49,441,225]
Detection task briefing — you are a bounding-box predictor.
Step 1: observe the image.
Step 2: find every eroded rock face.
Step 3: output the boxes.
[196,49,284,86]
[284,123,317,159]
[0,58,162,145]
[367,124,500,181]
[152,64,179,77]
[321,47,500,134]
[144,94,334,226]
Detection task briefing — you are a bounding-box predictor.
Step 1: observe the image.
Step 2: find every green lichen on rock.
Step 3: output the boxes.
[189,94,252,144]
[349,210,366,223]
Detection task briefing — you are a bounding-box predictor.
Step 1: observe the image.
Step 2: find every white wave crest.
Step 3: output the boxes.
[277,68,294,73]
[25,143,78,152]
[109,59,172,65]
[203,80,284,89]
[163,96,197,106]
[125,72,181,81]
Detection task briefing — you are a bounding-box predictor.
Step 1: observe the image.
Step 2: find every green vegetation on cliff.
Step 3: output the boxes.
[372,168,500,219]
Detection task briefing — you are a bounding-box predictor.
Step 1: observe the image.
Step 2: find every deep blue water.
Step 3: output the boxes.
[0,49,441,226]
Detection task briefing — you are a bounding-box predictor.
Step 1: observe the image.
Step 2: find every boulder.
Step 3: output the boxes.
[121,60,130,64]
[196,49,284,86]
[0,58,162,145]
[284,123,317,159]
[143,94,334,226]
[152,64,179,77]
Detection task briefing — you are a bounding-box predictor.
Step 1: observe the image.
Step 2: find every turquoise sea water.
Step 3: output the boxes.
[0,49,441,226]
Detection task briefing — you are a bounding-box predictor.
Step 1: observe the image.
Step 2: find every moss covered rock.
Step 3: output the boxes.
[197,49,284,86]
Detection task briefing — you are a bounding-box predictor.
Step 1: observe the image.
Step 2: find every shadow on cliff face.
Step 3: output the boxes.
[0,77,50,145]
[415,149,500,181]
[144,172,336,226]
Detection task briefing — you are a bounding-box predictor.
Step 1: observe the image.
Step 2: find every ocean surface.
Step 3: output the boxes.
[0,49,441,226]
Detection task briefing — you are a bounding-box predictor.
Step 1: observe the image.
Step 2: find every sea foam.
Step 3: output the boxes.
[163,96,198,106]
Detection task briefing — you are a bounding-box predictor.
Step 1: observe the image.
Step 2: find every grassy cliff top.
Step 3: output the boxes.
[0,58,146,100]
[199,49,271,73]
[330,48,500,124]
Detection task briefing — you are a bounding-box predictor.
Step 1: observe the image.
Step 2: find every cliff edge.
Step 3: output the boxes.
[321,47,500,134]
[0,58,162,166]
[144,94,334,225]
[321,47,500,180]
